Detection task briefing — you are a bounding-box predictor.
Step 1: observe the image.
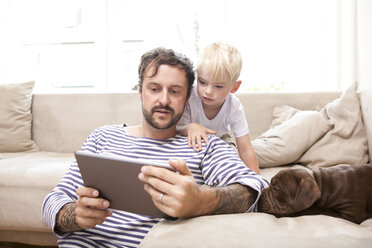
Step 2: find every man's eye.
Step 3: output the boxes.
[171,90,180,94]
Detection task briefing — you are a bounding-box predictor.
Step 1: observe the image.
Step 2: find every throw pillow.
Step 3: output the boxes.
[252,110,333,168]
[298,81,369,169]
[0,81,39,152]
[269,105,299,129]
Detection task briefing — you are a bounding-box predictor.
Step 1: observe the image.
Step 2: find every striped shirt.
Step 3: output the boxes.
[42,125,268,248]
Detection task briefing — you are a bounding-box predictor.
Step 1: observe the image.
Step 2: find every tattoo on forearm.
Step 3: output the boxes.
[213,184,258,214]
[55,203,81,233]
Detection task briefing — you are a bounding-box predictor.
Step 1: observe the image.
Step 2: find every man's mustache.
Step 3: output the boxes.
[151,105,175,114]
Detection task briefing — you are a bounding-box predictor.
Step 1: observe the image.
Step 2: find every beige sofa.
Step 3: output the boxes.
[0,81,371,247]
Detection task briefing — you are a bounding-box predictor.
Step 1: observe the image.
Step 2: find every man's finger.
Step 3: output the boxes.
[139,166,177,190]
[76,186,99,198]
[169,159,192,176]
[77,196,110,209]
[76,204,112,218]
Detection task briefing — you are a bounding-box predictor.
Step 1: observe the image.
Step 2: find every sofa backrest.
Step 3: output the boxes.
[31,91,342,153]
[32,93,142,153]
[236,91,342,140]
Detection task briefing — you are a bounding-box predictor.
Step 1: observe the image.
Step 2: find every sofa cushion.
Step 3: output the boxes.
[0,81,38,152]
[139,213,372,248]
[266,81,369,169]
[299,82,368,168]
[252,110,333,168]
[0,152,73,230]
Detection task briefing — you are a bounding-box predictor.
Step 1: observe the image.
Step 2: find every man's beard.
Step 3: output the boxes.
[143,104,183,130]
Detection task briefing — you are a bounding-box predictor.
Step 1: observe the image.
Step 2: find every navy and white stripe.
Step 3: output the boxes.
[42,124,268,247]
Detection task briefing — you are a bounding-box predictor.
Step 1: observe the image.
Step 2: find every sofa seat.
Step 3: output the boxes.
[140,213,372,248]
[0,152,73,231]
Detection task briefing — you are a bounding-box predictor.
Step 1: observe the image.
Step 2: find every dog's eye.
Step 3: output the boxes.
[271,179,278,187]
[273,185,282,193]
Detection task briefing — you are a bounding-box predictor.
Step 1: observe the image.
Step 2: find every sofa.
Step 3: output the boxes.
[0,81,371,247]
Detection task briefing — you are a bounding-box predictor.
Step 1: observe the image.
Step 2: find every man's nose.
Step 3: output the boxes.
[159,90,170,105]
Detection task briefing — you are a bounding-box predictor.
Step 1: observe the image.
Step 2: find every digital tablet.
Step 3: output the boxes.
[74,150,176,219]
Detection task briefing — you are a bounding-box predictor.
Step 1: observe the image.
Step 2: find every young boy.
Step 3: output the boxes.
[177,42,260,174]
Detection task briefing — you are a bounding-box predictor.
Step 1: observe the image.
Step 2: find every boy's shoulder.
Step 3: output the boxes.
[227,92,244,109]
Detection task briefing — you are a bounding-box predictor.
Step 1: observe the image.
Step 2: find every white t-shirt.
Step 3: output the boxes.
[177,87,249,138]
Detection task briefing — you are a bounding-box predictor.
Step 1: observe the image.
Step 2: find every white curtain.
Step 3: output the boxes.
[0,0,10,84]
[337,0,359,89]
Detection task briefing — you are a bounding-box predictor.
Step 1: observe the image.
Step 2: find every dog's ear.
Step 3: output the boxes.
[292,176,321,212]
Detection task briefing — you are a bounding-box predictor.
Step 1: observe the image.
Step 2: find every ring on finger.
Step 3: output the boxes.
[158,193,164,204]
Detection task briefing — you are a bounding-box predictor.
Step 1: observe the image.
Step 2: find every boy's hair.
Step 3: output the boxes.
[138,47,195,99]
[197,42,242,83]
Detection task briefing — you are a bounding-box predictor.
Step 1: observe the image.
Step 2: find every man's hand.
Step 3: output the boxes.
[138,159,257,218]
[138,159,208,218]
[186,123,216,151]
[55,187,112,233]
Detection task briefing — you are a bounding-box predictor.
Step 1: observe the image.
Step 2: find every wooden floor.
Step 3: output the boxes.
[0,243,57,248]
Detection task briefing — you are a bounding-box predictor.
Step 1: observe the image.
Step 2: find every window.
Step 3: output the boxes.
[0,0,355,92]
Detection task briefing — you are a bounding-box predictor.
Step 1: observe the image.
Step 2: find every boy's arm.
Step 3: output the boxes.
[182,122,216,151]
[236,134,260,174]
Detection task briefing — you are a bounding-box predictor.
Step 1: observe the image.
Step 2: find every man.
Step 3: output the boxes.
[42,47,268,247]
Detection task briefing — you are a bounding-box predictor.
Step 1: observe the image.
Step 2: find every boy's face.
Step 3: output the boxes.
[196,69,239,108]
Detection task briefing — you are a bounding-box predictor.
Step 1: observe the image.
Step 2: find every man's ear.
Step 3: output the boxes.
[230,80,242,93]
[138,87,142,99]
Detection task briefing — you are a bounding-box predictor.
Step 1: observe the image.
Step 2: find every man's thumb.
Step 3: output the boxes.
[169,159,192,176]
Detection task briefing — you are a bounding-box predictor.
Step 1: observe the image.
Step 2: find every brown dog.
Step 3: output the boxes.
[258,164,372,224]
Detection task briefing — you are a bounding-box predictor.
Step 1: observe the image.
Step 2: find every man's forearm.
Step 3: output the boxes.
[212,184,258,214]
[55,203,81,233]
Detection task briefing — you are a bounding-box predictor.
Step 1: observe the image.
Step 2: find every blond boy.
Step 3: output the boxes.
[177,42,260,174]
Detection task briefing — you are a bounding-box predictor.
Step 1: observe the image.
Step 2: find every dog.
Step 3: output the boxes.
[258,164,372,224]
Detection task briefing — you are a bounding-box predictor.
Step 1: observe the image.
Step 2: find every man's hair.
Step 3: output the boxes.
[197,42,242,83]
[138,47,195,98]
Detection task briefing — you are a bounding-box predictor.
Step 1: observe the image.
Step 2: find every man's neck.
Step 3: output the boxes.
[127,124,177,140]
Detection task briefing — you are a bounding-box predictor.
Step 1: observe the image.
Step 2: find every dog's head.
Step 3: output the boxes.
[258,168,321,216]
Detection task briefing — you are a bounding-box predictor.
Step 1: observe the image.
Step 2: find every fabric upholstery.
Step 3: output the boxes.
[298,82,369,168]
[236,91,341,140]
[359,89,372,160]
[252,110,333,168]
[0,152,73,230]
[254,82,369,169]
[0,81,38,152]
[140,213,372,248]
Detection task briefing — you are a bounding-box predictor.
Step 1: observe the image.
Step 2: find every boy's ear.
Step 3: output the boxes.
[230,80,242,93]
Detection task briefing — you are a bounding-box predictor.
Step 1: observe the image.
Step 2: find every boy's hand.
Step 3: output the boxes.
[186,123,216,151]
